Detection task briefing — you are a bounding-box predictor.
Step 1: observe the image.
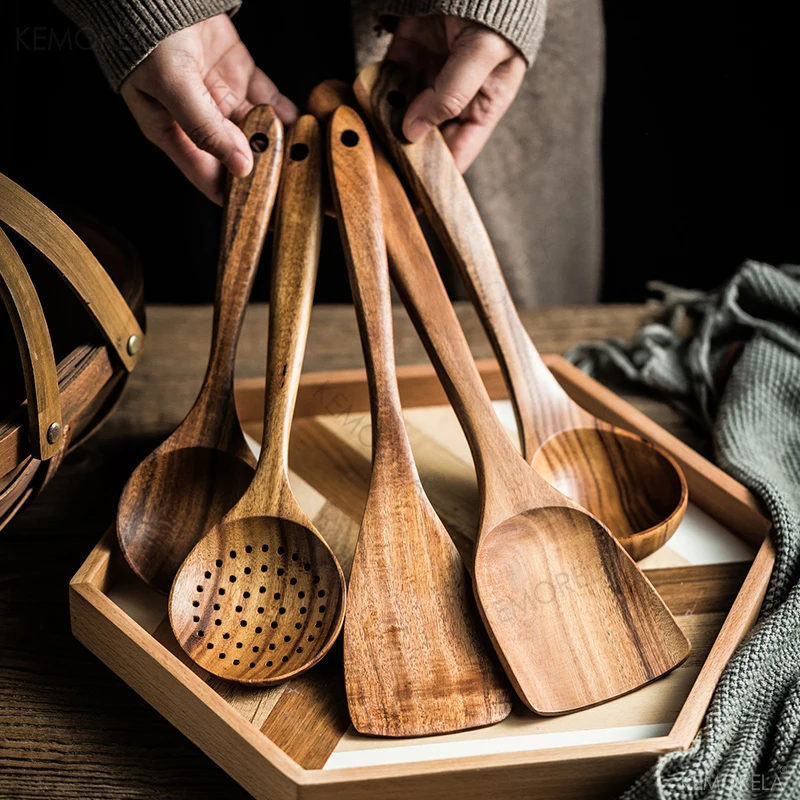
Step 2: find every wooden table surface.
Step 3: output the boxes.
[0,303,706,799]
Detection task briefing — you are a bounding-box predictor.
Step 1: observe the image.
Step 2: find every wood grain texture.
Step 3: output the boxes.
[3,303,750,800]
[169,115,346,686]
[0,172,144,372]
[0,227,62,460]
[328,95,691,715]
[328,105,512,736]
[354,63,689,561]
[116,106,283,594]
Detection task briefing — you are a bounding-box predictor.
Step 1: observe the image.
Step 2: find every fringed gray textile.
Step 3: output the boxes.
[568,262,800,799]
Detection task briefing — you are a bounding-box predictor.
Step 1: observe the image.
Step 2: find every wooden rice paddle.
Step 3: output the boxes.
[327,106,513,735]
[169,115,345,684]
[328,94,690,715]
[117,105,282,593]
[354,62,688,562]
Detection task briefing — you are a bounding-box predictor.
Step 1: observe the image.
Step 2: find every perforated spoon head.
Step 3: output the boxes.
[169,514,345,684]
[474,503,691,715]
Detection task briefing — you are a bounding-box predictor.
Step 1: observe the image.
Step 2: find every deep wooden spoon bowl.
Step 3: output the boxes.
[531,427,687,559]
[117,105,283,592]
[118,448,255,589]
[170,116,346,685]
[355,63,688,561]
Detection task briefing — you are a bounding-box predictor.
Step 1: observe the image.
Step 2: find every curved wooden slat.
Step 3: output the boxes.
[0,228,62,460]
[0,173,144,371]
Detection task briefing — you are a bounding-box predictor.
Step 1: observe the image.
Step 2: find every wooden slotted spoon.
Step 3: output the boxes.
[169,115,345,684]
[334,97,690,715]
[328,106,512,736]
[117,105,282,592]
[355,63,688,561]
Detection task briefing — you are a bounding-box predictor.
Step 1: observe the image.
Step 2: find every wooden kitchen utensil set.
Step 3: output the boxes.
[118,64,691,737]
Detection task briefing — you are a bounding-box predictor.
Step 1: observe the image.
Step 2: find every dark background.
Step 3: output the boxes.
[2,1,798,304]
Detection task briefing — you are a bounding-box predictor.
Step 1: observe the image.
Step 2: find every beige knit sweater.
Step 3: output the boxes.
[53,0,547,90]
[53,0,603,308]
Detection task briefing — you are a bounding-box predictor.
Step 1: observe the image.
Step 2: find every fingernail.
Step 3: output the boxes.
[405,117,432,142]
[229,150,252,177]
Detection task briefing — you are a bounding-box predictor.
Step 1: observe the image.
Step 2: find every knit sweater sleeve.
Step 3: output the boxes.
[378,0,547,66]
[52,0,241,91]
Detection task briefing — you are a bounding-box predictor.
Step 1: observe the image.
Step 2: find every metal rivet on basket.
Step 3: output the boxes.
[126,334,141,356]
[46,422,61,444]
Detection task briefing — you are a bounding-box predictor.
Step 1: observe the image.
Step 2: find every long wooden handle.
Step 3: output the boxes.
[354,62,583,457]
[250,116,324,498]
[0,173,144,372]
[314,90,521,483]
[327,106,415,468]
[200,105,283,406]
[0,228,62,460]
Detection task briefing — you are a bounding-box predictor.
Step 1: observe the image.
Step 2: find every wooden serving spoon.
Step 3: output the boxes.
[170,115,346,685]
[117,105,283,593]
[330,98,690,715]
[355,63,688,561]
[327,106,513,736]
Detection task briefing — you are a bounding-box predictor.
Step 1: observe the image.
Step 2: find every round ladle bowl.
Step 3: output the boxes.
[530,427,688,561]
[169,516,345,684]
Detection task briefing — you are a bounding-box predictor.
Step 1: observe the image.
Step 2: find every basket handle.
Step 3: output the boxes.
[0,228,63,460]
[0,173,144,371]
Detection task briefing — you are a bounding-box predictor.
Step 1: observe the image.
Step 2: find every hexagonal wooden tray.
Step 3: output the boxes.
[70,357,775,800]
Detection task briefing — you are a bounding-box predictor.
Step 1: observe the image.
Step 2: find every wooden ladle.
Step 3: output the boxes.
[328,106,512,736]
[333,100,690,715]
[117,106,283,593]
[170,116,345,685]
[355,63,688,561]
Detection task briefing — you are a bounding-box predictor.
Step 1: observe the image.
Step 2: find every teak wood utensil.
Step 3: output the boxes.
[331,95,690,715]
[170,115,345,685]
[327,105,513,735]
[117,105,283,593]
[355,63,688,561]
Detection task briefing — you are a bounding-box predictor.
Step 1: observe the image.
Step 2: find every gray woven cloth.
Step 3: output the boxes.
[568,261,800,798]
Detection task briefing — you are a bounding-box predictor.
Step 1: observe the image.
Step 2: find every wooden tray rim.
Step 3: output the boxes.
[69,357,776,797]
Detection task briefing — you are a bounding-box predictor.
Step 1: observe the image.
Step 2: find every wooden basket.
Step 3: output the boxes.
[70,357,775,800]
[0,174,145,530]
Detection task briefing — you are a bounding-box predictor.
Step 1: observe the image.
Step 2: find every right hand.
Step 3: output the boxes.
[120,14,298,204]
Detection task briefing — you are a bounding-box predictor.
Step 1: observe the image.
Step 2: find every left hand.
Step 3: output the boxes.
[386,15,526,172]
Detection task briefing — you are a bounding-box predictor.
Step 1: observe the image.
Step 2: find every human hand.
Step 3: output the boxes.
[121,14,298,204]
[386,15,526,172]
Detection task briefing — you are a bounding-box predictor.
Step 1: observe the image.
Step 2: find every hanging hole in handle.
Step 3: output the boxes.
[341,130,359,147]
[250,133,269,153]
[387,90,406,109]
[290,143,309,161]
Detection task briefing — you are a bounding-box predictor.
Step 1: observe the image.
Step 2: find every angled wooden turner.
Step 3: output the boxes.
[170,115,346,685]
[327,106,512,736]
[355,63,688,562]
[117,105,283,592]
[332,97,690,715]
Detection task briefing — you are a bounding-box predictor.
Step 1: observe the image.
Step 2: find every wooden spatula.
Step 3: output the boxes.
[327,106,512,736]
[332,95,690,715]
[354,62,689,562]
